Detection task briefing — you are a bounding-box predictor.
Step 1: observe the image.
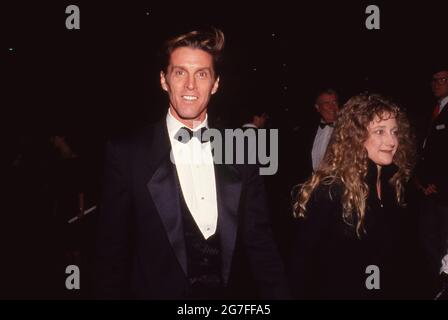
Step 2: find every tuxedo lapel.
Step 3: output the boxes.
[435,104,448,123]
[145,122,244,283]
[145,120,187,276]
[214,163,243,285]
[210,129,245,284]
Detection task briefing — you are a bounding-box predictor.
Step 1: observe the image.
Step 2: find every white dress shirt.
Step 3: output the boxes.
[311,124,334,171]
[423,96,448,149]
[439,95,448,113]
[242,123,258,129]
[441,253,448,274]
[166,109,218,239]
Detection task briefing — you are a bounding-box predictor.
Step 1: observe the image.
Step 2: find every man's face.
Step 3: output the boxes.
[50,135,66,149]
[431,71,448,99]
[160,47,219,128]
[315,93,339,124]
[253,112,269,128]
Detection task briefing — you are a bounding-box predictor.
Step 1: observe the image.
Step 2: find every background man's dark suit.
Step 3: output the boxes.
[286,89,339,191]
[417,102,448,283]
[267,120,319,261]
[284,121,319,193]
[94,119,289,299]
[418,105,448,204]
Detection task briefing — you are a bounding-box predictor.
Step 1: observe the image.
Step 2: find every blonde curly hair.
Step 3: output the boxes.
[293,93,415,237]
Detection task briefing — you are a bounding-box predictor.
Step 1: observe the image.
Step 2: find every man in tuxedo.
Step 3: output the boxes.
[437,253,448,299]
[241,109,269,130]
[416,67,448,291]
[239,107,271,167]
[289,89,339,188]
[94,28,289,299]
[309,89,339,172]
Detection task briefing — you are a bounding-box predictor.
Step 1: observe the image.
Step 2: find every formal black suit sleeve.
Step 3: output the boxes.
[241,165,290,299]
[94,140,132,299]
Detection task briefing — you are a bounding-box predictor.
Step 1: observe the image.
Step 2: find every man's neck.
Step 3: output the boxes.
[168,108,207,129]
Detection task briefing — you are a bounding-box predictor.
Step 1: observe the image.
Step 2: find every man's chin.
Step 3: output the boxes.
[178,113,201,120]
[170,105,206,123]
[177,109,205,120]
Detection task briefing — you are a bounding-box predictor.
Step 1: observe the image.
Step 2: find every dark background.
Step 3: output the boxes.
[3,1,446,147]
[2,0,446,299]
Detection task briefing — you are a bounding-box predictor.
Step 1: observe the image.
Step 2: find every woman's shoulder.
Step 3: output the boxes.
[296,178,345,231]
[311,178,344,204]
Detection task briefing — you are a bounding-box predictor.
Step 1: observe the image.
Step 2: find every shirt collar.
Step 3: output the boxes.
[166,108,208,141]
[242,123,258,129]
[439,96,448,111]
[318,122,334,130]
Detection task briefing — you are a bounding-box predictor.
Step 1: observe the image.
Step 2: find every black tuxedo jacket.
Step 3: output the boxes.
[285,123,318,190]
[94,119,289,299]
[417,103,448,203]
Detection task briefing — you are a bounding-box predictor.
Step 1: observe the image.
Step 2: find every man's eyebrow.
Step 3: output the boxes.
[196,67,212,73]
[170,66,212,73]
[171,65,187,70]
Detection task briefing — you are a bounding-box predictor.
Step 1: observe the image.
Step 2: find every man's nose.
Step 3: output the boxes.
[185,75,196,90]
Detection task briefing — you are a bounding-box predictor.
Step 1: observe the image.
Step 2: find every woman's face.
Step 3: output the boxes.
[364,114,399,166]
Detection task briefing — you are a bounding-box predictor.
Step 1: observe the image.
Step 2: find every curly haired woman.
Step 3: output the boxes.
[290,93,419,299]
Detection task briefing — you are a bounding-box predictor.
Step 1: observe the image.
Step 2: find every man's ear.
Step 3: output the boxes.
[160,71,168,91]
[315,104,320,111]
[211,76,220,95]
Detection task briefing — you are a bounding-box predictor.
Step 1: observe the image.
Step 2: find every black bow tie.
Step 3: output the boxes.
[319,122,334,129]
[174,127,211,143]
